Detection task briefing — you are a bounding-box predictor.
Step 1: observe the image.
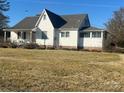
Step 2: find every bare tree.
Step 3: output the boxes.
[105,8,124,48]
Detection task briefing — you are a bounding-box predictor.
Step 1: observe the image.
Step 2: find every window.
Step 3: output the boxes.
[92,32,101,38]
[42,31,47,39]
[80,32,90,38]
[17,32,26,39]
[43,14,46,20]
[61,32,65,37]
[66,32,70,37]
[23,32,26,39]
[17,32,21,39]
[61,32,70,38]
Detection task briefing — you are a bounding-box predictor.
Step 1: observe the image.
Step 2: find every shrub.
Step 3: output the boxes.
[90,49,102,52]
[38,45,46,49]
[113,47,124,53]
[11,43,18,48]
[0,43,11,48]
[117,41,124,48]
[23,43,40,49]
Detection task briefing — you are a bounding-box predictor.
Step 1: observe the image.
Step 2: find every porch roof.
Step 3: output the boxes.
[82,26,104,32]
[4,16,39,32]
[3,28,32,32]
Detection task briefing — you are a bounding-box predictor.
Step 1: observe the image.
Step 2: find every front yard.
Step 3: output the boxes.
[0,48,123,91]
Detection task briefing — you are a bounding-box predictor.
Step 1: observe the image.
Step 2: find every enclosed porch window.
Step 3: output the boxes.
[80,32,90,38]
[92,32,101,38]
[17,32,26,39]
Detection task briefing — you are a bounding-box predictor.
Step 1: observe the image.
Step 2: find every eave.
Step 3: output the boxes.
[3,29,33,31]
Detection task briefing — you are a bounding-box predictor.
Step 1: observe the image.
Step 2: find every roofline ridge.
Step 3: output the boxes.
[61,13,88,16]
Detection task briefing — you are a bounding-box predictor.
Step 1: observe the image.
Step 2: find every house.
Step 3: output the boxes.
[4,9,106,50]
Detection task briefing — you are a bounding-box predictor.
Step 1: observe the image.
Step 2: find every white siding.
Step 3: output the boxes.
[10,31,31,43]
[36,11,54,46]
[10,31,18,42]
[79,31,103,48]
[59,31,78,48]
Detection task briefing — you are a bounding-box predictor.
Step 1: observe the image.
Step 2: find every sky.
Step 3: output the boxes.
[5,0,124,28]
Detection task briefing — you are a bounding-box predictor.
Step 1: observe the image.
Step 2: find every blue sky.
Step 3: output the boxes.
[6,0,124,28]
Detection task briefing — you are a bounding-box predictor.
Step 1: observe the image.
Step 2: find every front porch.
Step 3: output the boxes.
[3,29,36,44]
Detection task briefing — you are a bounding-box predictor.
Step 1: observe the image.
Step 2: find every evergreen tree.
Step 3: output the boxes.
[0,0,10,29]
[0,0,9,41]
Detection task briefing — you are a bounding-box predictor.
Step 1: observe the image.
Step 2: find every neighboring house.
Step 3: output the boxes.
[4,9,106,50]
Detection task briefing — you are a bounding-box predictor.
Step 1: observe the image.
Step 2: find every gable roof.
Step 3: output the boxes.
[45,9,87,30]
[60,14,87,30]
[8,9,103,31]
[11,16,39,29]
[45,9,66,28]
[10,9,87,30]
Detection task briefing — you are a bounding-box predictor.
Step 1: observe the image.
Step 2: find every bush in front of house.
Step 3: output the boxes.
[0,42,45,49]
[0,42,11,48]
[23,43,40,49]
[112,47,124,53]
[11,43,18,48]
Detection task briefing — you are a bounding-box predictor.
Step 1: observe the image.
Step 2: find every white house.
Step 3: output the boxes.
[4,9,106,50]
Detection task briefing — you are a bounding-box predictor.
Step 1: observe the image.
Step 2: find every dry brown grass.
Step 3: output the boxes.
[0,48,123,92]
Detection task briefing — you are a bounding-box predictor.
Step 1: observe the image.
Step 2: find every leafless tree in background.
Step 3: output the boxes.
[105,8,124,48]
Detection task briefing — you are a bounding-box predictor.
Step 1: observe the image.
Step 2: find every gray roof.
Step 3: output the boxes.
[11,16,39,29]
[83,26,103,31]
[10,9,87,30]
[60,14,87,30]
[45,9,66,28]
[45,9,87,29]
[8,9,103,31]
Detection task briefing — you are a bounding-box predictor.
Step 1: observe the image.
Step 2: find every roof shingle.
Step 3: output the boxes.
[60,14,86,29]
[9,9,103,31]
[11,9,87,30]
[11,16,39,29]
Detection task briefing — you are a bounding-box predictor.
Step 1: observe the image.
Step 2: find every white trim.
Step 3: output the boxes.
[3,29,32,31]
[35,9,45,27]
[59,28,78,31]
[35,9,54,29]
[4,31,6,42]
[83,30,105,32]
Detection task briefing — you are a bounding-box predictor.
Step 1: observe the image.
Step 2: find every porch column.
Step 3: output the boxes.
[30,31,32,42]
[21,31,23,39]
[4,31,6,42]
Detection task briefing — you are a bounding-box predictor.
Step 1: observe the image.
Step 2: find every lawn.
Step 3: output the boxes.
[0,48,123,92]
